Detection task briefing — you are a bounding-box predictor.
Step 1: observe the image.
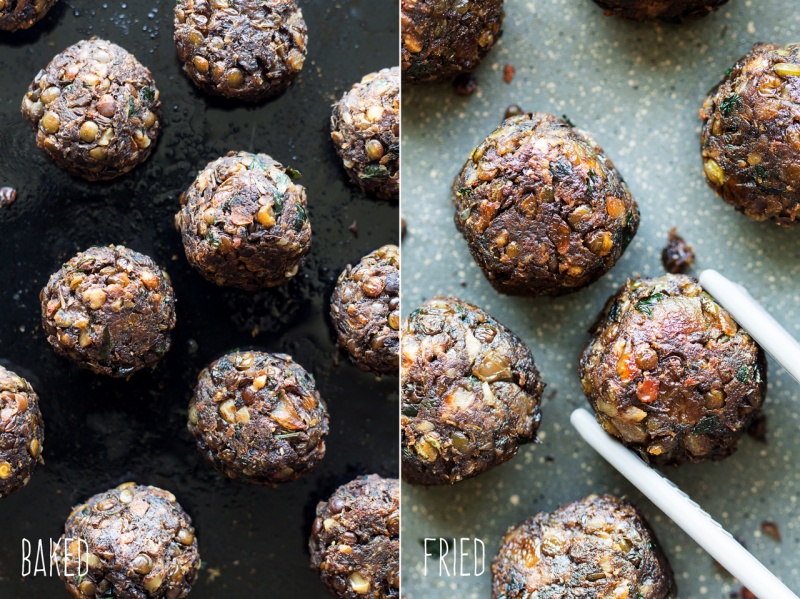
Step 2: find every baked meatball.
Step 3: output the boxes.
[53,483,200,599]
[591,0,727,21]
[401,296,544,485]
[0,0,57,31]
[579,274,767,466]
[188,350,329,484]
[401,0,504,83]
[492,494,676,599]
[0,366,44,499]
[21,39,161,181]
[175,151,311,290]
[309,474,399,599]
[41,245,176,378]
[454,113,639,296]
[331,67,400,201]
[174,0,306,102]
[701,43,800,226]
[330,245,400,375]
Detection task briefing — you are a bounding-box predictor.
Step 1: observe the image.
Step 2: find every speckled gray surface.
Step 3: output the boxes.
[400,1,800,597]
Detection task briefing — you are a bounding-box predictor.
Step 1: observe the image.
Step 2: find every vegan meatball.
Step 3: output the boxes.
[401,296,544,485]
[188,350,329,484]
[701,43,800,226]
[492,494,676,599]
[454,113,639,296]
[591,0,727,21]
[331,67,400,201]
[330,245,400,375]
[0,0,57,31]
[54,483,200,599]
[175,151,311,290]
[401,0,504,83]
[174,0,307,102]
[21,39,161,181]
[309,474,399,599]
[0,366,44,499]
[41,245,176,378]
[579,274,767,466]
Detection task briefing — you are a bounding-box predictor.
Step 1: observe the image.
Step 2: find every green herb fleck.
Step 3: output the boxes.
[293,204,307,231]
[736,365,749,382]
[634,293,665,316]
[285,166,302,179]
[141,87,156,103]
[275,432,302,440]
[361,165,389,180]
[457,187,473,198]
[401,405,419,417]
[248,156,269,171]
[561,114,575,127]
[754,164,766,182]
[205,231,221,249]
[127,97,140,118]
[719,93,739,116]
[694,415,721,434]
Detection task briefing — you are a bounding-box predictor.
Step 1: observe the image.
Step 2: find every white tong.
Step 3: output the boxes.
[571,269,800,599]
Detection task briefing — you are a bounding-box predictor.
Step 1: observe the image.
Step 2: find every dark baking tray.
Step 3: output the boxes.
[0,1,399,597]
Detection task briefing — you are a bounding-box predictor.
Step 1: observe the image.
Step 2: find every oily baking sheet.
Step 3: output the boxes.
[401,0,800,596]
[0,0,399,597]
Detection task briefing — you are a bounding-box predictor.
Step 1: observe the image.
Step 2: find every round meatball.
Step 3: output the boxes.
[401,296,544,485]
[401,0,504,83]
[309,474,399,599]
[21,39,161,181]
[188,350,329,484]
[701,43,800,226]
[330,245,400,375]
[0,366,44,499]
[579,274,767,466]
[174,0,307,102]
[175,151,311,290]
[0,0,57,31]
[492,494,676,599]
[454,113,639,296]
[331,68,400,201]
[54,483,200,599]
[591,0,727,21]
[41,245,176,378]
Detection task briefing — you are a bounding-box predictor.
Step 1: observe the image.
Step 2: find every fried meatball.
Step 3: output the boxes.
[53,483,200,599]
[330,245,400,375]
[21,39,161,181]
[174,0,307,102]
[0,0,57,31]
[41,245,176,378]
[331,67,400,201]
[309,474,399,599]
[579,274,767,466]
[0,366,44,499]
[401,0,504,83]
[492,494,676,599]
[188,350,329,484]
[591,0,727,21]
[401,296,544,485]
[454,113,639,296]
[175,151,311,290]
[701,43,800,226]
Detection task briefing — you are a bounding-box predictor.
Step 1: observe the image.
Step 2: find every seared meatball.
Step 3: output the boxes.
[174,0,306,102]
[454,113,639,296]
[175,151,311,290]
[0,0,57,31]
[53,483,200,599]
[580,274,767,466]
[701,43,800,226]
[0,366,44,499]
[492,494,676,599]
[41,245,176,378]
[401,296,543,485]
[401,0,504,83]
[330,245,400,375]
[591,0,727,21]
[309,475,399,599]
[188,350,329,484]
[331,67,400,201]
[21,39,161,181]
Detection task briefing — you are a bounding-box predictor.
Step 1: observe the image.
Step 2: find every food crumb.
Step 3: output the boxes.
[453,73,477,96]
[504,104,524,119]
[206,567,222,584]
[510,494,519,506]
[349,220,359,237]
[760,520,781,541]
[0,187,16,208]
[661,228,695,273]
[503,64,515,84]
